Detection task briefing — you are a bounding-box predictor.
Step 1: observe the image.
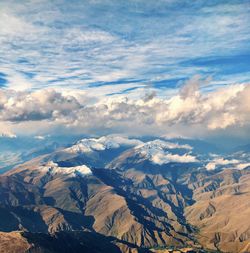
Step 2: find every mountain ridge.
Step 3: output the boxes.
[1,136,250,252]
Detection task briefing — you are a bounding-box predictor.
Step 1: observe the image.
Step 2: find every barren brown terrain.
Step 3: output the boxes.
[0,142,250,252]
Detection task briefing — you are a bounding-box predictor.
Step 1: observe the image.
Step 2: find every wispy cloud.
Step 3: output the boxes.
[0,0,249,93]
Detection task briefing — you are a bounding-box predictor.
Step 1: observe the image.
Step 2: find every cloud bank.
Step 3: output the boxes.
[1,80,249,138]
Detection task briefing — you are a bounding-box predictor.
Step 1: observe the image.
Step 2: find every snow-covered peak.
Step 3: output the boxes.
[134,139,197,165]
[40,161,92,177]
[66,135,143,154]
[135,139,192,151]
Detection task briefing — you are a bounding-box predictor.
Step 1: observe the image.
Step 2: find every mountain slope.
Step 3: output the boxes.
[0,155,196,249]
[1,137,250,252]
[0,230,151,253]
[185,168,250,253]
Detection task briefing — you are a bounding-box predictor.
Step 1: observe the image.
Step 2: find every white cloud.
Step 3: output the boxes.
[135,139,197,165]
[151,152,198,165]
[0,88,81,122]
[0,81,250,138]
[206,157,239,170]
[0,0,248,94]
[205,157,250,171]
[0,10,37,38]
[0,1,248,144]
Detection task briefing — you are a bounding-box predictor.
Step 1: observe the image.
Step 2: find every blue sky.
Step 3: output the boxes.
[0,0,249,94]
[0,0,250,140]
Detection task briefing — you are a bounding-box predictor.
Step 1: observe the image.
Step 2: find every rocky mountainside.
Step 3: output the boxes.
[1,136,250,253]
[0,230,152,253]
[186,168,250,252]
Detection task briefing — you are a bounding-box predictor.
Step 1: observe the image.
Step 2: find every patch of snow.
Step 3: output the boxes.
[135,139,192,151]
[66,135,143,154]
[40,161,92,177]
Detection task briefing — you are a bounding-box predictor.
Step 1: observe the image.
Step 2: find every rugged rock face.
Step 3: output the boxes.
[185,168,250,253]
[1,138,250,252]
[0,231,151,253]
[0,158,195,249]
[0,231,30,253]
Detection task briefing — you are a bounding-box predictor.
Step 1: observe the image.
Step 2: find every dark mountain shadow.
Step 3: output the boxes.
[56,208,95,231]
[0,205,48,232]
[9,206,49,233]
[0,205,20,231]
[23,230,153,253]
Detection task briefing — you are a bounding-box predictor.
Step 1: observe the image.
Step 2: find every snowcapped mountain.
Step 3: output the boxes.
[39,161,92,177]
[43,135,144,168]
[65,135,143,154]
[134,139,197,165]
[2,134,250,175]
[63,137,199,168]
[106,138,203,176]
[1,135,250,252]
[37,136,205,173]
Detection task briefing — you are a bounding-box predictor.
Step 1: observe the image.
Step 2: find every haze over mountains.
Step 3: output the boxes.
[1,135,250,252]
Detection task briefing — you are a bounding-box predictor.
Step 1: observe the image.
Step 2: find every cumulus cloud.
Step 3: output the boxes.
[134,139,197,165]
[206,157,239,170]
[0,81,249,137]
[206,156,250,171]
[151,153,198,165]
[179,75,201,99]
[0,89,81,121]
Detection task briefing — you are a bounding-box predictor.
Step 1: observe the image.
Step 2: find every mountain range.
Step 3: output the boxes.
[1,135,250,253]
